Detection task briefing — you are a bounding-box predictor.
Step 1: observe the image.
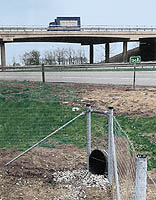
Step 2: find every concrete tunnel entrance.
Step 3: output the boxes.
[89,149,108,175]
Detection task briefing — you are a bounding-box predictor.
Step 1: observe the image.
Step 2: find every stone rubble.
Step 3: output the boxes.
[52,169,110,199]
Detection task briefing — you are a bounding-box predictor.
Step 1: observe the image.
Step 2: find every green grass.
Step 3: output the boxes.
[0,80,155,169]
[0,81,84,150]
[116,115,156,170]
[0,99,107,150]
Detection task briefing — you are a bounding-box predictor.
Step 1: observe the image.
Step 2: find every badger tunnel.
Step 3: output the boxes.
[5,104,121,199]
[86,105,121,200]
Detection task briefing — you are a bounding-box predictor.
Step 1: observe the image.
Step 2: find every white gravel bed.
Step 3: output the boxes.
[52,169,110,199]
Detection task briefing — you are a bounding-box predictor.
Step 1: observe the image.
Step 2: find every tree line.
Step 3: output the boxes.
[17,47,88,66]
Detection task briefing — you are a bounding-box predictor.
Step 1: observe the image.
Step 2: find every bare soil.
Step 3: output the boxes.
[0,83,156,199]
[69,83,156,117]
[0,146,111,200]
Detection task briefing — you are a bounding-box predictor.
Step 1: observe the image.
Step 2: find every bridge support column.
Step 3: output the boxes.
[90,44,94,64]
[123,41,128,63]
[105,43,110,63]
[1,42,6,71]
[154,39,156,60]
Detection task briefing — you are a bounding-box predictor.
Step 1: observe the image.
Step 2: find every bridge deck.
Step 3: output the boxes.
[0,26,156,43]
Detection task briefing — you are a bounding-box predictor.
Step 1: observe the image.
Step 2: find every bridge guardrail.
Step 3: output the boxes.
[0,26,48,32]
[0,25,156,32]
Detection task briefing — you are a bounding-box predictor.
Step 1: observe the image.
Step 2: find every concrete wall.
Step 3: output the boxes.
[108,47,140,63]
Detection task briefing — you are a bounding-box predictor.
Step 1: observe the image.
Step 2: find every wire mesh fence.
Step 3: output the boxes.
[0,80,156,199]
[113,117,136,199]
[87,111,136,199]
[0,94,111,199]
[113,117,156,200]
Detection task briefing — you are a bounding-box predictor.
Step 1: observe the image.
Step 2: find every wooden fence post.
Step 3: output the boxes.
[42,64,45,83]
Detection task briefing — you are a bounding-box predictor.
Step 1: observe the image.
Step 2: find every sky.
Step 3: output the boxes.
[1,0,156,65]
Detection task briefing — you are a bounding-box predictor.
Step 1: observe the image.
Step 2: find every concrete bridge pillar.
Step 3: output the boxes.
[90,44,94,64]
[154,39,156,61]
[123,41,128,62]
[0,42,6,71]
[105,43,110,63]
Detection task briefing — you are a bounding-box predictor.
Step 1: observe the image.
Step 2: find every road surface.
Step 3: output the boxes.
[0,71,156,86]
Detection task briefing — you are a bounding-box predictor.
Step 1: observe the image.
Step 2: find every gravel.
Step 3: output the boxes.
[52,169,110,199]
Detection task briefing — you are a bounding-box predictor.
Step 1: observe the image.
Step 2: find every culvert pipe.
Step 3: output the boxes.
[89,149,108,175]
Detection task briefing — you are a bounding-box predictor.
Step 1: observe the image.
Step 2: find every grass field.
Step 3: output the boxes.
[0,80,155,170]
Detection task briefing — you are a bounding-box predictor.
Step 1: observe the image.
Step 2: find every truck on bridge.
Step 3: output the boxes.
[48,17,81,31]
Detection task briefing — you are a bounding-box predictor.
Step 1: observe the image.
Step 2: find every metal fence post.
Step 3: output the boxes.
[133,64,136,89]
[86,104,91,170]
[134,155,147,200]
[108,107,121,200]
[108,107,114,184]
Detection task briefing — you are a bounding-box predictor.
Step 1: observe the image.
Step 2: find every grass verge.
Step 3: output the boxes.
[8,67,156,72]
[0,80,155,170]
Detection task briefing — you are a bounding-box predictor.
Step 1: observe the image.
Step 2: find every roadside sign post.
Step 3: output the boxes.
[129,56,141,89]
[133,64,136,89]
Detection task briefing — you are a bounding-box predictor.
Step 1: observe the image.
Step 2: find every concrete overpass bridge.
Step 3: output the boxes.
[1,25,156,71]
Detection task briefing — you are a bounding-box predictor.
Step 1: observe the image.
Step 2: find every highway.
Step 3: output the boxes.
[0,71,156,86]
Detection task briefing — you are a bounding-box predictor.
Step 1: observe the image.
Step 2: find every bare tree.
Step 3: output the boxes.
[65,48,88,64]
[65,48,74,64]
[20,47,88,66]
[77,49,87,64]
[55,48,67,65]
[43,50,56,65]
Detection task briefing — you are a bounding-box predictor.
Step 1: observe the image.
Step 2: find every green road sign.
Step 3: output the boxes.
[129,56,141,64]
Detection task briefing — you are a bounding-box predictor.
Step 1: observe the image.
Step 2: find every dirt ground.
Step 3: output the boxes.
[0,83,156,199]
[71,83,156,117]
[0,146,111,200]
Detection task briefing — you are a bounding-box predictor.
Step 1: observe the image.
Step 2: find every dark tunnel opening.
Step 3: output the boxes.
[89,149,108,175]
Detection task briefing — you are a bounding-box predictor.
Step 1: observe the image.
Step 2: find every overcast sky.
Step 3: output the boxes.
[1,0,156,65]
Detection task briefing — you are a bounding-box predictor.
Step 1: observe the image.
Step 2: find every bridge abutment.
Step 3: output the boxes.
[140,38,156,61]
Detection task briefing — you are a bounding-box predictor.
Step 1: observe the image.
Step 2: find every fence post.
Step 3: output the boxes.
[134,154,147,200]
[42,64,45,83]
[108,107,114,184]
[86,104,91,170]
[108,107,121,200]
